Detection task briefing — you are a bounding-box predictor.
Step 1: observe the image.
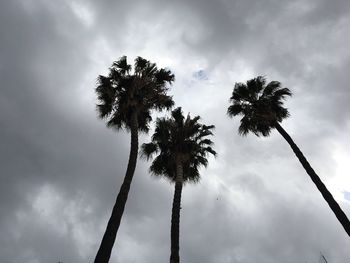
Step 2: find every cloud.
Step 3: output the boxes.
[1,0,350,262]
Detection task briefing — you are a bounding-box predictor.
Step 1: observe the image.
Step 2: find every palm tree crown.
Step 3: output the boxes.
[96,56,175,132]
[141,107,216,183]
[227,76,292,136]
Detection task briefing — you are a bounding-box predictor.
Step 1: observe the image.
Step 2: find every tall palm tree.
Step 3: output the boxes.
[227,76,350,237]
[141,107,216,263]
[94,56,175,262]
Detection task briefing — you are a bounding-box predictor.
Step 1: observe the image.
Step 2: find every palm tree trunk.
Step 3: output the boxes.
[170,162,184,263]
[274,122,350,237]
[94,112,139,263]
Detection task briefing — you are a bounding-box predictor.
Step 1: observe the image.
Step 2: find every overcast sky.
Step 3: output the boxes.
[1,0,350,262]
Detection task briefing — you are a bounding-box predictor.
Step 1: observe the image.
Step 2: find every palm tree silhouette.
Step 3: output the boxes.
[227,76,350,237]
[95,56,174,262]
[141,107,216,263]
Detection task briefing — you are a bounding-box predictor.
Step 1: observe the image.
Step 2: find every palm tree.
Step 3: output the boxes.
[141,107,216,263]
[227,76,350,237]
[94,56,175,262]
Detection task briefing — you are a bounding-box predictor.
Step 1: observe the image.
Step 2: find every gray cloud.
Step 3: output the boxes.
[1,0,350,262]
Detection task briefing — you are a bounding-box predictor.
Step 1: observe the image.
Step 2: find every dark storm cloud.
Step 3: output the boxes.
[1,0,350,262]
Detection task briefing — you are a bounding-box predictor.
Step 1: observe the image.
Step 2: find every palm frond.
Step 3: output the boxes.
[227,104,243,117]
[171,107,185,127]
[155,68,175,85]
[140,142,158,160]
[273,87,292,100]
[134,56,148,74]
[106,110,124,130]
[203,146,217,156]
[96,103,113,119]
[238,116,251,136]
[113,56,131,75]
[152,94,174,110]
[263,80,281,96]
[198,138,214,146]
[95,75,116,119]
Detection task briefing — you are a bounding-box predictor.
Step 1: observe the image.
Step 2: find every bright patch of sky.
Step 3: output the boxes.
[193,69,208,80]
[69,1,94,27]
[344,191,350,202]
[329,144,350,202]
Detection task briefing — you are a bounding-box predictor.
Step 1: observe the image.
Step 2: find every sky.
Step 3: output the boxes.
[1,0,350,262]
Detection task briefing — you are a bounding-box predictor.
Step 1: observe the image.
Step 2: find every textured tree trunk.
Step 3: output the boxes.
[94,112,139,263]
[274,122,350,237]
[170,162,184,263]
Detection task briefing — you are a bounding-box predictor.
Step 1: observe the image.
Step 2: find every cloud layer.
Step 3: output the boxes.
[1,0,350,262]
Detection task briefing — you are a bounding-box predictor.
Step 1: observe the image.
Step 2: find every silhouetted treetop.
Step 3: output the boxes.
[141,107,216,184]
[228,76,292,136]
[96,56,175,132]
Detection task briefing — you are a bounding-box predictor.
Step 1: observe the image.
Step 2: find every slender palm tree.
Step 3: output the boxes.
[227,76,350,237]
[94,56,175,262]
[141,107,216,263]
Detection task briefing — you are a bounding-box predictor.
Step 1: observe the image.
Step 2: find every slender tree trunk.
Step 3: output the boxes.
[95,112,139,263]
[274,122,350,237]
[170,162,184,263]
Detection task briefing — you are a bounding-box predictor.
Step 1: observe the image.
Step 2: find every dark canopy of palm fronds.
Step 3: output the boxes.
[95,56,175,132]
[227,76,292,136]
[141,107,216,183]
